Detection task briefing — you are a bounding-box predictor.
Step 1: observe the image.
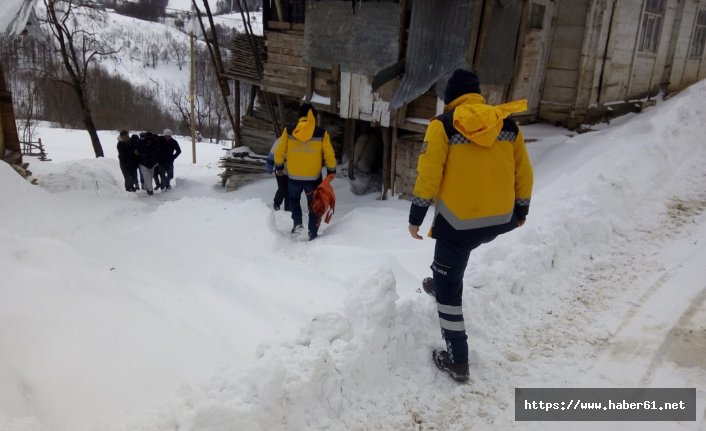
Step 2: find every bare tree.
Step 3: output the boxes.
[17,80,40,143]
[41,0,119,157]
[169,38,188,71]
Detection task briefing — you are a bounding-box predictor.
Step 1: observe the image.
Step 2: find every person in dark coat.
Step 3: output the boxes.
[117,130,138,192]
[134,132,159,195]
[129,134,142,190]
[152,135,165,190]
[158,129,181,189]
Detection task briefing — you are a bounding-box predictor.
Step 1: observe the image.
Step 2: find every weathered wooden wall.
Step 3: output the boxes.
[597,0,638,103]
[630,1,677,97]
[260,30,307,98]
[508,0,555,115]
[339,72,393,126]
[539,0,706,125]
[393,134,424,199]
[667,0,706,90]
[539,0,588,122]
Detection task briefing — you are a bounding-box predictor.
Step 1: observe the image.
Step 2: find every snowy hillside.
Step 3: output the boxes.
[1,79,706,431]
[83,7,261,107]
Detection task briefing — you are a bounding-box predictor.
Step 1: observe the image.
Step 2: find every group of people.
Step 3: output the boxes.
[117,129,182,195]
[269,70,535,383]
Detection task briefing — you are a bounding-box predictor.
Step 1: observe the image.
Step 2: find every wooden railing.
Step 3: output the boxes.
[20,138,51,161]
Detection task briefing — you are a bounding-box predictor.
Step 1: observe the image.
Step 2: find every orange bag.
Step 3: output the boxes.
[309,174,336,227]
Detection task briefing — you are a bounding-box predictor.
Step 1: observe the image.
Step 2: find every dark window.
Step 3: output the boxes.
[689,10,706,58]
[529,3,546,30]
[639,0,665,53]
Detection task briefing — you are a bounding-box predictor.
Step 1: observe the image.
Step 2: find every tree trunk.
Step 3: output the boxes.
[76,89,104,157]
[82,108,104,158]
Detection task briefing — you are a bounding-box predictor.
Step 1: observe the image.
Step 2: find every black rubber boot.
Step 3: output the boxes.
[422,277,436,298]
[432,349,469,383]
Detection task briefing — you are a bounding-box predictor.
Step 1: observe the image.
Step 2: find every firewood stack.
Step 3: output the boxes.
[218,147,268,190]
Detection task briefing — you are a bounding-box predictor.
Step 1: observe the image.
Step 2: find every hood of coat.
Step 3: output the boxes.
[292,109,316,142]
[446,93,528,147]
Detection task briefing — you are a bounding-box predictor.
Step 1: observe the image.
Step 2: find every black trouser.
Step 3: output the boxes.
[288,177,320,236]
[159,161,174,187]
[153,164,164,188]
[430,215,517,365]
[119,162,138,191]
[274,174,290,210]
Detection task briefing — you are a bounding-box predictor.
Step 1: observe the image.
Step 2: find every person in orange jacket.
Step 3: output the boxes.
[408,69,534,382]
[274,103,336,240]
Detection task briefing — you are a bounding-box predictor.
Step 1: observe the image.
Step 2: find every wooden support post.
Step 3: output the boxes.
[390,126,398,196]
[380,126,391,200]
[345,117,356,180]
[276,94,286,130]
[305,66,313,101]
[331,63,340,113]
[247,86,257,116]
[273,0,284,21]
[234,79,241,148]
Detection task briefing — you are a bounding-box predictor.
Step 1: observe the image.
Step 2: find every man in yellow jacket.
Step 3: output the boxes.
[275,103,337,240]
[408,69,534,382]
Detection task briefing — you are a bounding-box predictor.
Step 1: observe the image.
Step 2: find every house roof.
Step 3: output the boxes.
[389,0,474,109]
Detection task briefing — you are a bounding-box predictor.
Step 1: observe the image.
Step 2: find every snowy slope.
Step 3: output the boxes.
[1,80,706,431]
[0,0,33,35]
[31,4,261,111]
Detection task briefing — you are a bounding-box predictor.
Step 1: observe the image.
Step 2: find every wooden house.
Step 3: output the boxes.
[223,0,706,197]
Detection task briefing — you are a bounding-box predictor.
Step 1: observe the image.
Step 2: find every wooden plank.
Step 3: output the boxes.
[265,42,305,55]
[330,63,340,112]
[266,30,304,39]
[260,83,305,98]
[399,120,428,134]
[381,126,391,200]
[264,62,308,74]
[265,37,304,51]
[406,91,437,119]
[345,118,356,179]
[266,45,305,57]
[374,98,391,127]
[265,52,306,67]
[390,126,398,195]
[268,20,291,30]
[357,74,374,117]
[349,73,362,118]
[260,75,305,90]
[266,31,304,43]
[261,73,306,88]
[340,71,351,118]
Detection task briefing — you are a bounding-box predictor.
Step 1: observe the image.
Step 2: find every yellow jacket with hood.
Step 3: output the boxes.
[409,93,533,237]
[274,109,337,181]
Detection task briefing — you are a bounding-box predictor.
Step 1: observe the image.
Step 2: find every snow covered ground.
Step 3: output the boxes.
[2,80,706,431]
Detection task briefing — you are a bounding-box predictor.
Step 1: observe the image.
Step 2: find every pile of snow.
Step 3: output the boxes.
[2,79,706,431]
